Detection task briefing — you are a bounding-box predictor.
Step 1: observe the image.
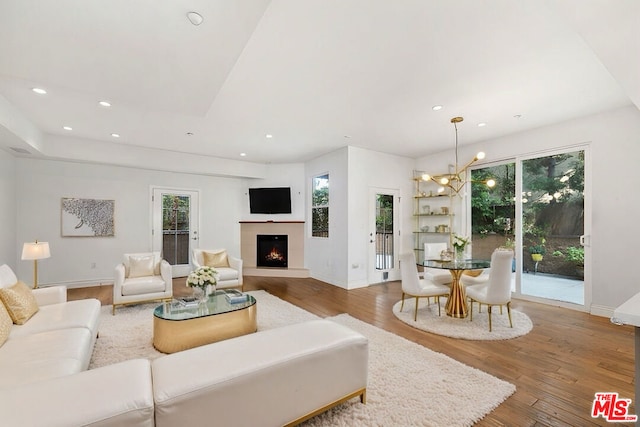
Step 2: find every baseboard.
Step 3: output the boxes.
[40,279,112,289]
[590,304,615,318]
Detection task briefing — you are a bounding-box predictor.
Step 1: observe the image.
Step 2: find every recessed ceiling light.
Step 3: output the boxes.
[111,133,120,138]
[265,134,273,139]
[432,105,443,111]
[99,101,112,107]
[187,11,204,26]
[514,114,522,119]
[240,153,247,157]
[186,132,194,136]
[32,87,47,95]
[63,126,73,131]
[343,135,351,139]
[478,122,487,127]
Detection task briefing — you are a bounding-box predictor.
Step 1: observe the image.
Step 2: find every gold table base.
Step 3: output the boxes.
[444,269,468,318]
[153,303,257,353]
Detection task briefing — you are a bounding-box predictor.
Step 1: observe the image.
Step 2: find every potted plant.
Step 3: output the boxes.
[528,238,546,262]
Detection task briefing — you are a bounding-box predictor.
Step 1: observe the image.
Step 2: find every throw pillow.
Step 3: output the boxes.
[203,250,230,268]
[0,302,12,348]
[0,281,39,325]
[129,255,155,278]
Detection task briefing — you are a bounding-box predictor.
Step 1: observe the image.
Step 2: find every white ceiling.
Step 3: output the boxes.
[0,0,637,166]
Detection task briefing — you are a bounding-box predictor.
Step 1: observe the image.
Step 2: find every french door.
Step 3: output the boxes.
[368,188,400,284]
[152,188,200,277]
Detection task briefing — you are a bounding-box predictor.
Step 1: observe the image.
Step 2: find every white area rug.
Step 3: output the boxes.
[91,291,515,426]
[392,298,533,340]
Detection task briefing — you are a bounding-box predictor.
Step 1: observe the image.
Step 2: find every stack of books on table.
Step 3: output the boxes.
[225,290,249,304]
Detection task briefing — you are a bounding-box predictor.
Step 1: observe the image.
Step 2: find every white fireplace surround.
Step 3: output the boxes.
[240,221,309,278]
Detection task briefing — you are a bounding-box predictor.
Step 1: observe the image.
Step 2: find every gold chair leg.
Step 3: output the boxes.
[400,293,406,311]
[436,296,441,316]
[488,305,493,332]
[507,302,513,328]
[500,305,503,315]
[414,297,419,321]
[469,299,473,321]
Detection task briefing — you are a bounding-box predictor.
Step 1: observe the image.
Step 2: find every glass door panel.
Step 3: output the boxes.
[521,151,584,305]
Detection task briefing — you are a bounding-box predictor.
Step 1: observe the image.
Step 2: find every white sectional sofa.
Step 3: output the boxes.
[0,264,101,389]
[0,264,369,426]
[2,319,369,427]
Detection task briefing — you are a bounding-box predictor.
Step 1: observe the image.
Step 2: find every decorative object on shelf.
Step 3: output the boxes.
[186,266,219,302]
[452,234,470,262]
[422,205,430,214]
[421,225,430,232]
[21,240,51,289]
[417,117,495,195]
[441,206,449,215]
[440,249,453,261]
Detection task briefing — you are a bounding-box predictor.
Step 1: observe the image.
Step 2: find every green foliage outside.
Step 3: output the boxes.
[312,174,329,237]
[376,194,393,233]
[162,195,189,231]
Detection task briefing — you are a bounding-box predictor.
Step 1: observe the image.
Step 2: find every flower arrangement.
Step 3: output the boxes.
[186,266,219,291]
[452,234,470,261]
[452,234,470,250]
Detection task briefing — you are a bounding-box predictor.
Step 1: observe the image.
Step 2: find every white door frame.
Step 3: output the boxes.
[368,187,401,284]
[151,187,200,277]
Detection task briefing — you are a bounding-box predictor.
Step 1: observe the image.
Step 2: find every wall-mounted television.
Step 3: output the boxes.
[249,187,292,214]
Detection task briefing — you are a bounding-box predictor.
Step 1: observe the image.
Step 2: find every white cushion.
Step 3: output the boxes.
[216,267,239,282]
[0,359,154,427]
[122,276,166,296]
[0,264,18,289]
[9,299,101,340]
[0,327,92,388]
[152,319,368,427]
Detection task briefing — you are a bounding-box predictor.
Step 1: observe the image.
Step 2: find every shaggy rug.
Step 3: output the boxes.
[392,297,533,340]
[91,291,516,426]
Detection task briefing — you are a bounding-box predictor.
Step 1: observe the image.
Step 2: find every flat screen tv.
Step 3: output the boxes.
[249,187,292,214]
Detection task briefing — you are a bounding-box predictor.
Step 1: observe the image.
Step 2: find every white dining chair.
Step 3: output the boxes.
[466,249,514,331]
[400,252,451,321]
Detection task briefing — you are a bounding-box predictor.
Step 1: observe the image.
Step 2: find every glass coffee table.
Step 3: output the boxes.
[153,289,257,353]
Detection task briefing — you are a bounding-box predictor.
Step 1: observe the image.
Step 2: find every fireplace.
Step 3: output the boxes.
[256,235,288,268]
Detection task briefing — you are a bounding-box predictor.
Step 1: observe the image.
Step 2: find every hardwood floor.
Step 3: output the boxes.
[69,276,635,426]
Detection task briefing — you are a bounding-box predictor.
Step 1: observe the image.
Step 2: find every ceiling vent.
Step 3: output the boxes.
[9,147,31,154]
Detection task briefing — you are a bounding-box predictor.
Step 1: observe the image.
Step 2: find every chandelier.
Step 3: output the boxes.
[420,116,494,195]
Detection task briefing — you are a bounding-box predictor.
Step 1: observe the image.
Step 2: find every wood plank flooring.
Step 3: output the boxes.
[69,276,635,426]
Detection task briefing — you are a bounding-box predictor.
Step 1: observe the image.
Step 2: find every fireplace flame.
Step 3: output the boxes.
[265,246,285,261]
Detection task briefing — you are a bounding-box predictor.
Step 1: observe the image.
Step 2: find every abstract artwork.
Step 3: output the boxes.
[61,198,115,237]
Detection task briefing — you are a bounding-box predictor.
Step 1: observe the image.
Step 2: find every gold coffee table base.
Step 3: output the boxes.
[153,301,257,354]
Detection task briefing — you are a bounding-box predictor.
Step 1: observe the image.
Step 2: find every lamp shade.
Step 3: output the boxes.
[21,242,51,260]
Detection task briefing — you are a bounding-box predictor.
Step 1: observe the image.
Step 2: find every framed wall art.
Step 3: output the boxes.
[61,198,115,237]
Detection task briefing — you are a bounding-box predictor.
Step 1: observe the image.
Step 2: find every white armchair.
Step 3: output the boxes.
[192,249,243,291]
[113,252,172,314]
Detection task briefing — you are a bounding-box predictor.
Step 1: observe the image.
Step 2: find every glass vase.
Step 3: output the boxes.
[455,246,465,263]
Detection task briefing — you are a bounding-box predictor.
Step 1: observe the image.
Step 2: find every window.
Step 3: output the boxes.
[312,174,329,237]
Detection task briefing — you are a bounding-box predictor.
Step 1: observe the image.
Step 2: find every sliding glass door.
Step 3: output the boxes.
[471,148,588,307]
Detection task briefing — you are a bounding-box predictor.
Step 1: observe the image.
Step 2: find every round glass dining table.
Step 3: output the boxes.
[421,259,491,318]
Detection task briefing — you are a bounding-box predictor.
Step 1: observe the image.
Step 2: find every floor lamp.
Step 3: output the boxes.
[21,241,51,289]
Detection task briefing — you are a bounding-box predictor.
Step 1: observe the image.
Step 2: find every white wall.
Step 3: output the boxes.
[15,158,246,286]
[416,105,640,313]
[347,146,414,288]
[0,149,16,268]
[241,163,306,221]
[305,148,349,287]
